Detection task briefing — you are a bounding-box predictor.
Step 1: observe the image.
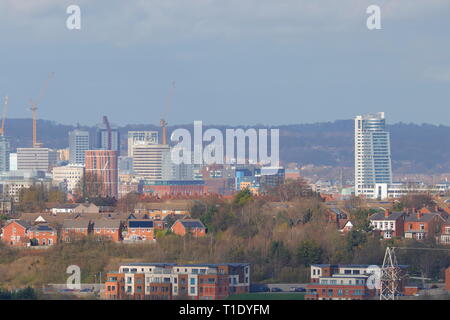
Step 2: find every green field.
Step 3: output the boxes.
[227,293,305,300]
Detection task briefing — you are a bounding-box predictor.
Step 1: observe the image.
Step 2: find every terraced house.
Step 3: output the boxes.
[104,263,250,300]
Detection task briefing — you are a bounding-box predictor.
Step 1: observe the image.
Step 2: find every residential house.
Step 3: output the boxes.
[124,220,155,241]
[0,220,31,247]
[171,219,206,237]
[404,211,445,241]
[92,219,122,242]
[369,209,405,239]
[439,217,450,245]
[61,219,93,242]
[27,224,57,246]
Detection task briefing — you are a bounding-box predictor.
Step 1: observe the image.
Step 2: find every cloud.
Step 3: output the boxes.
[0,0,449,45]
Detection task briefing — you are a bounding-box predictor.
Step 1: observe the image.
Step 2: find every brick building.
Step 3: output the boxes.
[61,219,93,242]
[123,220,156,241]
[404,212,445,241]
[92,219,122,242]
[27,225,57,246]
[171,219,206,237]
[369,209,405,239]
[0,220,31,246]
[306,264,407,300]
[104,263,250,300]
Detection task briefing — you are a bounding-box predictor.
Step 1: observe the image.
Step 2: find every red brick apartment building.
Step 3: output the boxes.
[305,264,407,300]
[104,263,250,300]
[85,150,118,198]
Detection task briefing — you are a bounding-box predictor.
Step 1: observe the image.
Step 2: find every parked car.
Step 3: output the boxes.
[294,287,306,292]
[289,287,297,292]
[271,287,283,292]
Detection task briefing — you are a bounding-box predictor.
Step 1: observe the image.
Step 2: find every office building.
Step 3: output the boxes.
[118,156,133,174]
[85,150,118,198]
[17,148,57,173]
[0,136,10,172]
[52,164,85,194]
[69,130,90,164]
[96,124,120,153]
[354,112,392,199]
[9,153,17,171]
[127,131,158,157]
[0,170,52,202]
[132,144,173,180]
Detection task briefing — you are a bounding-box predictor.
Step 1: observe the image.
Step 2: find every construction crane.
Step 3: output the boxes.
[29,72,54,148]
[102,116,112,150]
[0,96,8,136]
[160,81,176,145]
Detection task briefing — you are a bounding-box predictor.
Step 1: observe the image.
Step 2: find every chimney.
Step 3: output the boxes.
[417,212,423,219]
[384,209,390,218]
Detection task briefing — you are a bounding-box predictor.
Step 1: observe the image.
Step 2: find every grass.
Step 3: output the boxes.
[227,292,305,300]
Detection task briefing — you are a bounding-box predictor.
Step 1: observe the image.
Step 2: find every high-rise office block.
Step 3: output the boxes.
[0,136,10,172]
[97,125,120,153]
[85,150,118,198]
[354,112,392,198]
[17,148,57,173]
[127,131,158,157]
[132,144,174,180]
[69,130,90,165]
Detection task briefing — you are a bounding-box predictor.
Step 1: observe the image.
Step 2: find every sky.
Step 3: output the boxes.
[0,0,450,127]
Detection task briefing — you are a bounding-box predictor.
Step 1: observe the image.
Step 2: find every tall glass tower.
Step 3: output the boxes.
[354,112,392,198]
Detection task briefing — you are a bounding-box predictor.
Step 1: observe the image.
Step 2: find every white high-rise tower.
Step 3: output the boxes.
[354,112,392,198]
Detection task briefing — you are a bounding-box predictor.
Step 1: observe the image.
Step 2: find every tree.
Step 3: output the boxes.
[296,240,323,266]
[233,189,253,207]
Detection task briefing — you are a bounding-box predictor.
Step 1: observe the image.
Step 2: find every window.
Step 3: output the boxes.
[190,287,195,294]
[190,278,196,285]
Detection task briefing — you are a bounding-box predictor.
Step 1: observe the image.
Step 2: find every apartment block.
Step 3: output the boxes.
[104,263,250,300]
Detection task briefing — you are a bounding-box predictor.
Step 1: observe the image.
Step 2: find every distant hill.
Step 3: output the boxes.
[4,118,450,174]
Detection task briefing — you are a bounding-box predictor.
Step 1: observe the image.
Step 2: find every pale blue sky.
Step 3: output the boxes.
[0,0,450,126]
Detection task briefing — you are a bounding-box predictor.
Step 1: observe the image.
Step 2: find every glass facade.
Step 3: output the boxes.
[354,112,392,198]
